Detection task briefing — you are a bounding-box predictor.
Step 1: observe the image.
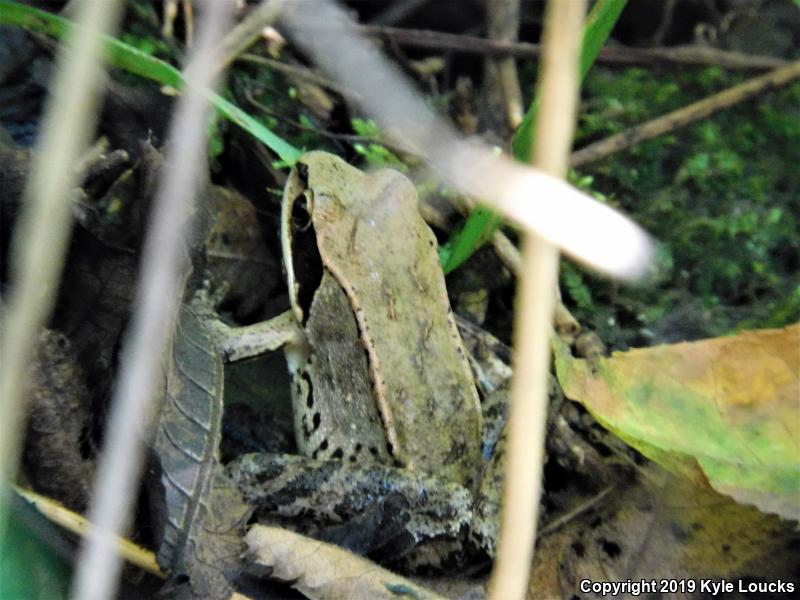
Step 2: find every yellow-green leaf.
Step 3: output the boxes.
[554,324,800,520]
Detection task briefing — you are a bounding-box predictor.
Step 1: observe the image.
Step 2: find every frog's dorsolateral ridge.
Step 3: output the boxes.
[281,151,484,490]
[168,152,512,574]
[218,152,514,566]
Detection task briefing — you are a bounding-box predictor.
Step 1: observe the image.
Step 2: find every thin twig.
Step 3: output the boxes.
[485,0,524,128]
[596,44,785,70]
[650,0,679,46]
[238,52,359,100]
[0,0,123,539]
[489,1,585,598]
[14,486,164,578]
[363,24,541,57]
[537,485,614,538]
[571,58,800,167]
[360,24,786,70]
[183,0,194,47]
[217,0,283,71]
[245,90,412,155]
[70,4,236,599]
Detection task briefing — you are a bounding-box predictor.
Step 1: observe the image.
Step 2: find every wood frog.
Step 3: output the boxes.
[224,152,507,564]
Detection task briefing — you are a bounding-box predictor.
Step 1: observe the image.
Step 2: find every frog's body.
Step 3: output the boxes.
[281,152,485,491]
[220,152,508,565]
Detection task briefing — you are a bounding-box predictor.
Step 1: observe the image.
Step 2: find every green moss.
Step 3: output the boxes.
[563,67,799,346]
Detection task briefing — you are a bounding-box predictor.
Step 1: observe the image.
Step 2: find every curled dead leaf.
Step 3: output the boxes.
[244,525,447,600]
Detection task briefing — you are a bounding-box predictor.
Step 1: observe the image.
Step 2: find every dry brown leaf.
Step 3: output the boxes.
[552,465,799,599]
[244,525,447,600]
[206,187,275,317]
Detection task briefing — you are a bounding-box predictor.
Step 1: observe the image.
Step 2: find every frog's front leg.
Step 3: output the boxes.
[226,452,475,567]
[203,308,307,365]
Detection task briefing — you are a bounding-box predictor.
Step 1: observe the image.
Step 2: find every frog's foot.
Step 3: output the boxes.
[226,453,475,568]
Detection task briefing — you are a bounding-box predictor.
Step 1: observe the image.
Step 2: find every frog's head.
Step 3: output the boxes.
[296,151,364,210]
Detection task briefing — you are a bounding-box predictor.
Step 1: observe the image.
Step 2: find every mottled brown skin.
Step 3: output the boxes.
[267,152,510,562]
[282,152,483,490]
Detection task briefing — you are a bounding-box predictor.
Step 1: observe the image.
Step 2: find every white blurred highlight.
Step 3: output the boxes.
[497,169,654,280]
[281,0,654,280]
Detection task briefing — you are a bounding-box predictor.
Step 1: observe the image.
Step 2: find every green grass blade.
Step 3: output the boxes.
[439,206,504,272]
[512,0,627,162]
[441,0,627,274]
[0,0,301,165]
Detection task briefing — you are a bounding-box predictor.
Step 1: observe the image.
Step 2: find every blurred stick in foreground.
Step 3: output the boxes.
[280,0,653,281]
[70,2,234,599]
[489,1,586,598]
[0,0,122,540]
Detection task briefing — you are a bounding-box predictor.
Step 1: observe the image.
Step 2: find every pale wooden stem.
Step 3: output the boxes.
[486,0,524,128]
[71,5,235,599]
[14,486,164,578]
[0,0,123,542]
[488,0,586,598]
[217,0,284,71]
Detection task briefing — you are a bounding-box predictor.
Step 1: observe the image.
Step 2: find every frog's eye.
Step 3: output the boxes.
[297,161,310,182]
[288,195,323,325]
[291,193,313,233]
